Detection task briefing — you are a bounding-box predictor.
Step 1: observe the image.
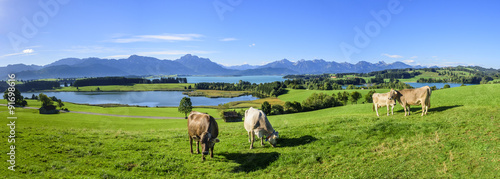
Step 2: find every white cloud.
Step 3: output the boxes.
[23,49,34,54]
[0,49,36,58]
[104,50,216,59]
[381,53,403,58]
[220,38,237,41]
[410,56,418,59]
[403,60,415,64]
[110,34,203,43]
[249,43,256,47]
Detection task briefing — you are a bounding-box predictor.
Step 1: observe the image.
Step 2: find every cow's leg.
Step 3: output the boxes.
[375,105,380,117]
[190,137,193,154]
[387,105,390,116]
[403,104,407,116]
[421,104,425,116]
[196,141,200,154]
[391,105,394,115]
[407,105,411,115]
[250,131,254,149]
[210,146,214,158]
[261,136,264,146]
[247,131,251,143]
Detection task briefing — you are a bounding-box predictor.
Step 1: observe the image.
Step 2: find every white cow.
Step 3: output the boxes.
[372,92,397,117]
[244,107,278,149]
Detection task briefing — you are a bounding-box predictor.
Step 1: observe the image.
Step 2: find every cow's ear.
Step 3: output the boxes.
[213,138,220,143]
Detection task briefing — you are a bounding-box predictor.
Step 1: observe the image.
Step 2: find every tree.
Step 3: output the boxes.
[56,99,65,109]
[341,91,350,105]
[271,104,284,115]
[364,90,377,103]
[3,88,27,106]
[324,82,333,90]
[261,101,271,115]
[178,97,193,119]
[284,101,292,113]
[350,91,362,104]
[38,93,53,107]
[443,84,451,89]
[346,84,355,90]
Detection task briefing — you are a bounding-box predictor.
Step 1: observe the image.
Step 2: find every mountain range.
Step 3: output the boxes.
[1,54,417,80]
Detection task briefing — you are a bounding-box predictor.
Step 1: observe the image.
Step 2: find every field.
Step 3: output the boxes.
[52,83,194,92]
[1,84,499,178]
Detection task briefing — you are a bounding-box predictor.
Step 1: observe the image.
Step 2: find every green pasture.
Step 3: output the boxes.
[0,84,499,178]
[279,88,390,103]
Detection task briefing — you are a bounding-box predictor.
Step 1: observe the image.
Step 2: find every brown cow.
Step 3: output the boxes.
[372,92,397,117]
[187,111,220,160]
[390,86,432,116]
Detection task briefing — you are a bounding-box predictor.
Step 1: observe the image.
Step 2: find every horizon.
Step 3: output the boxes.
[1,1,500,68]
[0,54,461,69]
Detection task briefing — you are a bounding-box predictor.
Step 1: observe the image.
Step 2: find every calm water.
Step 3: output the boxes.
[183,75,284,84]
[22,91,257,107]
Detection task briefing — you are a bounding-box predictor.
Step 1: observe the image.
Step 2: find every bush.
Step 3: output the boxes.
[365,90,377,103]
[261,101,271,115]
[271,105,284,115]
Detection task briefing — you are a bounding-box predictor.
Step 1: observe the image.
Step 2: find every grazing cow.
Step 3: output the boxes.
[372,92,397,117]
[390,86,432,116]
[244,107,279,149]
[187,111,220,160]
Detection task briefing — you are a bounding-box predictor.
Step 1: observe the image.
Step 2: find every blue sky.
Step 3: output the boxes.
[1,0,499,68]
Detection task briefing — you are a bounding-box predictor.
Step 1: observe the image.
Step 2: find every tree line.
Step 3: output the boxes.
[261,90,373,116]
[194,81,286,97]
[0,81,60,92]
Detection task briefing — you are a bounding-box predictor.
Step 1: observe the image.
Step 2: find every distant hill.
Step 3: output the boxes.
[2,54,422,80]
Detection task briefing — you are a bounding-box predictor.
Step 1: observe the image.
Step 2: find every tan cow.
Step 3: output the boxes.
[187,111,220,160]
[372,92,397,117]
[244,107,279,149]
[390,86,432,116]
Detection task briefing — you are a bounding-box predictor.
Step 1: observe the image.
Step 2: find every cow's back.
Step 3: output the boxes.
[373,93,390,106]
[188,111,217,138]
[399,87,430,105]
[244,107,272,133]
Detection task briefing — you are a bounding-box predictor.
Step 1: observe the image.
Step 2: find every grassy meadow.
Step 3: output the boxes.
[1,84,499,178]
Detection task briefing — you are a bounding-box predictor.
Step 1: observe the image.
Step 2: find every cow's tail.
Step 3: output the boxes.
[372,103,375,112]
[427,86,432,97]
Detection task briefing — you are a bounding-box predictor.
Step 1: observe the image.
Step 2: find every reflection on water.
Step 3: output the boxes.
[22,91,258,107]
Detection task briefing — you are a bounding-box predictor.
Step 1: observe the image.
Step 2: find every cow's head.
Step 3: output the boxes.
[199,132,220,155]
[266,131,279,147]
[389,88,398,100]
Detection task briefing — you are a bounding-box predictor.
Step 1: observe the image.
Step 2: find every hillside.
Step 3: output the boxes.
[1,84,499,178]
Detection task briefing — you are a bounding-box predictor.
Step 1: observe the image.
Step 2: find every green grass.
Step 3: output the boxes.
[1,84,499,178]
[52,83,194,92]
[2,100,221,118]
[279,88,390,103]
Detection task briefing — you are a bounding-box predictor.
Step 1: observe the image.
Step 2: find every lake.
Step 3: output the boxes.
[23,91,258,107]
[183,75,284,84]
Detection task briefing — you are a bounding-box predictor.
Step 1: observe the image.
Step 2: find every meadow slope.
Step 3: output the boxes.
[0,84,499,178]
